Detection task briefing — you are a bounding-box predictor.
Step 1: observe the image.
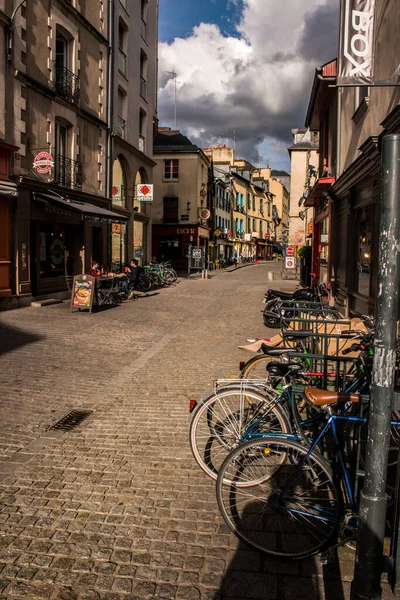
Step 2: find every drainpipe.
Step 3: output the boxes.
[106,0,114,269]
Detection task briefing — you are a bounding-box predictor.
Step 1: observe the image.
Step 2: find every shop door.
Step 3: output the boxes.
[30,223,39,295]
[92,227,104,268]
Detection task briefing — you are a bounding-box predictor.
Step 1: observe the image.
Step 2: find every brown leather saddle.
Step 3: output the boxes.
[304,386,360,407]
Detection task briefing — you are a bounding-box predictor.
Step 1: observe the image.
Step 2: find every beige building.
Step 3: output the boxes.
[152,128,211,271]
[0,0,158,308]
[288,129,318,248]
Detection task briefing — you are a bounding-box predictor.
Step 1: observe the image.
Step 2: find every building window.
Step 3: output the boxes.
[55,27,79,103]
[118,19,128,76]
[164,159,179,180]
[268,203,271,217]
[117,88,126,138]
[139,109,146,152]
[259,221,263,235]
[253,218,256,231]
[140,51,148,100]
[54,119,82,190]
[163,196,178,223]
[247,217,251,232]
[355,86,369,111]
[247,194,251,209]
[260,199,263,214]
[252,195,256,211]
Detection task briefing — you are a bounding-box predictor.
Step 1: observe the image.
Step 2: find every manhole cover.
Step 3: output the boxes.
[50,410,93,432]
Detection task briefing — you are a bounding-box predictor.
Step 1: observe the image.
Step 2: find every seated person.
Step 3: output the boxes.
[122,260,139,295]
[89,261,102,277]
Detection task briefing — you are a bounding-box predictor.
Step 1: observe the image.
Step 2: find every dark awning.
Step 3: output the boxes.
[304,177,335,207]
[33,192,128,223]
[0,181,17,198]
[273,242,284,252]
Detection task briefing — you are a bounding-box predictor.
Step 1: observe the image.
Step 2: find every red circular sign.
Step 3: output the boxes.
[33,152,54,174]
[264,233,270,239]
[286,247,294,256]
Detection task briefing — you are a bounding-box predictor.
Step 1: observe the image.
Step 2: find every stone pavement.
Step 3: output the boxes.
[0,262,394,600]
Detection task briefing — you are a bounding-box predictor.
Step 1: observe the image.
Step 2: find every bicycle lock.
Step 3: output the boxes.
[351,135,400,599]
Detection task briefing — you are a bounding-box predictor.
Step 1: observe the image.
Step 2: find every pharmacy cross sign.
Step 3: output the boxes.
[136,183,154,202]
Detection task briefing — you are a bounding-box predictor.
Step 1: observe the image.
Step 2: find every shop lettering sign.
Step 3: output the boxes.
[71,274,96,313]
[338,0,376,84]
[44,202,72,217]
[177,228,196,234]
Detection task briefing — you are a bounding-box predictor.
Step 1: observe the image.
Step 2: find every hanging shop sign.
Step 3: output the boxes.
[199,208,211,220]
[33,152,54,174]
[136,184,154,202]
[338,0,376,85]
[214,228,222,237]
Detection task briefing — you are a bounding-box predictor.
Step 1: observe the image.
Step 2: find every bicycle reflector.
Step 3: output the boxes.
[189,400,197,413]
[239,361,245,370]
[263,447,271,456]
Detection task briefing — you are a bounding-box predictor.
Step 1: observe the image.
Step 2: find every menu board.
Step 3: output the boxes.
[71,274,96,312]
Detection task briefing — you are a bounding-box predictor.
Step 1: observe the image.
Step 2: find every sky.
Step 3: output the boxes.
[157,0,340,171]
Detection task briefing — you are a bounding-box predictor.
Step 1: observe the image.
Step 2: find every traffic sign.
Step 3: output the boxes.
[286,247,294,256]
[285,257,295,269]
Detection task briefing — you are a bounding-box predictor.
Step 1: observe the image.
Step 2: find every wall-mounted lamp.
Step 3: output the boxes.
[186,202,191,212]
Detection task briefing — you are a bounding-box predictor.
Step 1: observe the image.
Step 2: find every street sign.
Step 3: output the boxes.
[264,233,270,239]
[214,228,221,237]
[285,257,295,269]
[136,184,153,202]
[189,246,205,270]
[286,247,294,256]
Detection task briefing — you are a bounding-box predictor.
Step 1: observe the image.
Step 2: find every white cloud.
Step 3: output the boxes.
[158,0,339,169]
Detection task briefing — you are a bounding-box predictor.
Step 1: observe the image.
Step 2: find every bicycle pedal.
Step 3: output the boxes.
[320,548,336,565]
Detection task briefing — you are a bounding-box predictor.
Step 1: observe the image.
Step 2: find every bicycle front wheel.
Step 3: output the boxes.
[189,386,290,482]
[216,436,342,559]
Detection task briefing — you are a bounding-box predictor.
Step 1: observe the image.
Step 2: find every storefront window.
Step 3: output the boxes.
[356,206,372,296]
[39,226,66,278]
[134,220,146,265]
[111,223,126,271]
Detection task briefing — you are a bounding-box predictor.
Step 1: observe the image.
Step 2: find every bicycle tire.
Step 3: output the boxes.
[240,354,275,379]
[136,275,152,292]
[189,386,290,483]
[163,268,177,284]
[216,436,342,559]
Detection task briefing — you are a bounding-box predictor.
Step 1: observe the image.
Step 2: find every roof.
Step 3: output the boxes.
[153,131,199,153]
[288,139,319,151]
[271,170,290,177]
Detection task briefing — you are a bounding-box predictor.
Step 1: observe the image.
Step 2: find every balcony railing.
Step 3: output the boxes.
[140,76,147,100]
[138,135,145,153]
[54,65,80,104]
[54,155,82,190]
[140,19,147,40]
[117,116,126,139]
[118,48,127,76]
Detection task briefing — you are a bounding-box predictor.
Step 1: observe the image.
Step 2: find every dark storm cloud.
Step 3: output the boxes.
[298,2,340,63]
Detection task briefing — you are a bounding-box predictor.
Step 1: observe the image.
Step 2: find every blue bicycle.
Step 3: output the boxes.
[216,385,400,559]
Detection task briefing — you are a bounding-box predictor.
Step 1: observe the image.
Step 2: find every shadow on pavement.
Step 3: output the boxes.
[0,322,44,356]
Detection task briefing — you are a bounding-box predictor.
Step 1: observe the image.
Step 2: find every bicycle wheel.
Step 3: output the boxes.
[136,275,152,292]
[216,436,342,559]
[240,354,275,379]
[163,268,177,284]
[189,386,290,482]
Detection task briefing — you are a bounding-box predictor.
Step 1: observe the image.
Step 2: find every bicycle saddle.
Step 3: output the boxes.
[261,343,295,356]
[283,330,313,341]
[266,362,303,376]
[304,387,360,406]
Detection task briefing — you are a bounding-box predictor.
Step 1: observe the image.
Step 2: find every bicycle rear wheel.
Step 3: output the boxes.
[189,386,290,482]
[216,436,342,559]
[136,275,152,292]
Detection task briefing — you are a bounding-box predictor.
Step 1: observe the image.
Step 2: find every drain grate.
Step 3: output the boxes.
[50,409,93,432]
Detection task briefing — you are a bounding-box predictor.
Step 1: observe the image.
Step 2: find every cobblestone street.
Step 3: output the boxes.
[0,263,393,600]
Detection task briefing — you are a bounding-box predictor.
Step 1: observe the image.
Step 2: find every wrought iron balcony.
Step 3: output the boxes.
[54,65,80,104]
[54,155,82,190]
[140,76,147,100]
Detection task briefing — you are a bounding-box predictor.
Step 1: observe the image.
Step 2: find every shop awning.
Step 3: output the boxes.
[304,177,335,207]
[0,181,17,198]
[33,192,128,223]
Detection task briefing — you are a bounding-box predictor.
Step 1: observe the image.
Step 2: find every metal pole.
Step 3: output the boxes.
[351,134,400,600]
